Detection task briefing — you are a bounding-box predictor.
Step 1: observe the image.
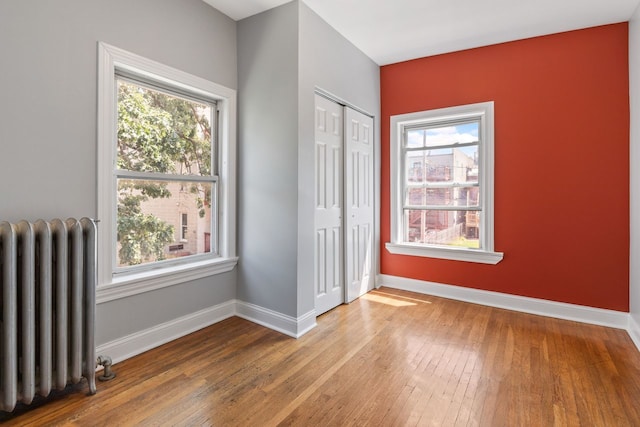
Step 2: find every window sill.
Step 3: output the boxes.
[96,256,239,304]
[385,242,503,265]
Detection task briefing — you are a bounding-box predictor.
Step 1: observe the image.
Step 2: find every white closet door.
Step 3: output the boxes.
[344,107,375,302]
[314,94,344,315]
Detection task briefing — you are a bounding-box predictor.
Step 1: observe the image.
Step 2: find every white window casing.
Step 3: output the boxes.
[386,101,503,264]
[97,42,237,302]
[181,213,188,242]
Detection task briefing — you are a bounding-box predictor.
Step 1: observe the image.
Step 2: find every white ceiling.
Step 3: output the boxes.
[202,0,291,23]
[203,0,640,65]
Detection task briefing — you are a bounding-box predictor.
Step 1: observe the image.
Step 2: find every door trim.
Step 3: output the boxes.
[315,88,375,119]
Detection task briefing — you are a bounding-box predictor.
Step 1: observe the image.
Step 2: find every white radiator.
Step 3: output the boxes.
[0,218,96,412]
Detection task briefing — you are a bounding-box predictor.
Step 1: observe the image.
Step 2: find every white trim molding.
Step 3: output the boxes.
[236,302,317,339]
[96,257,238,304]
[96,41,237,293]
[385,243,502,264]
[388,101,501,264]
[97,300,318,365]
[377,274,629,330]
[629,315,640,351]
[96,300,236,364]
[96,279,639,367]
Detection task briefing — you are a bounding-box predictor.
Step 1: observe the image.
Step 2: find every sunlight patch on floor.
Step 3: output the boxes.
[372,290,433,305]
[362,292,420,307]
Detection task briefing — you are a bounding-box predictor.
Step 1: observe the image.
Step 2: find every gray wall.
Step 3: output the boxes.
[237,1,380,318]
[0,0,381,344]
[0,0,238,346]
[630,5,640,330]
[237,2,300,317]
[297,3,380,316]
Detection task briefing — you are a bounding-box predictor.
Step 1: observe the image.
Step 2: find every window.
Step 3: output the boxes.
[181,213,188,241]
[97,43,237,298]
[386,102,503,264]
[115,78,215,266]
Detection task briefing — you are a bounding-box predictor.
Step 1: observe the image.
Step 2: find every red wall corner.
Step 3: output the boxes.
[380,23,630,311]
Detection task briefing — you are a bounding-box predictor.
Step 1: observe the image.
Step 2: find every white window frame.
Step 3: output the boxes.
[180,213,188,242]
[97,42,237,303]
[386,101,503,264]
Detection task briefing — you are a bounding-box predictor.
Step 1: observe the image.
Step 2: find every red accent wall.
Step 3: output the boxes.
[380,24,630,311]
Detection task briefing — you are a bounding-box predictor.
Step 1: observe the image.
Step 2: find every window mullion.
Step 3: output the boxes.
[115,170,218,183]
[405,182,479,189]
[403,206,482,211]
[116,73,219,107]
[404,141,479,151]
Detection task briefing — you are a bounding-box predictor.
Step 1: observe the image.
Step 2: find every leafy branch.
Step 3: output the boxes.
[116,81,212,266]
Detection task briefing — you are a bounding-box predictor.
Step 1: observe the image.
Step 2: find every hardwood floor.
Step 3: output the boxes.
[2,287,640,426]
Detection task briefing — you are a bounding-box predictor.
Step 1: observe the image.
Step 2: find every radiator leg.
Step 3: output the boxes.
[97,356,116,382]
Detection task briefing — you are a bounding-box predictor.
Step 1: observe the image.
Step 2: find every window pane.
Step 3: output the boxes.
[424,121,479,148]
[406,150,426,182]
[117,80,213,176]
[406,187,480,207]
[406,146,478,184]
[404,209,480,248]
[116,178,214,267]
[406,129,425,148]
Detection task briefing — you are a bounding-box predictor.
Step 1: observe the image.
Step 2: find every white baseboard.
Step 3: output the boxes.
[97,300,317,365]
[629,315,640,351]
[236,301,317,338]
[377,274,629,330]
[96,300,236,364]
[97,275,636,367]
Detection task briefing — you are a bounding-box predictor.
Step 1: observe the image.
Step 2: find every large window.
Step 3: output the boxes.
[115,78,216,268]
[386,102,503,264]
[98,43,237,298]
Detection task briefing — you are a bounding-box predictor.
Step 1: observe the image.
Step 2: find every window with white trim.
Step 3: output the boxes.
[115,77,216,267]
[180,213,188,242]
[97,43,237,297]
[386,102,503,264]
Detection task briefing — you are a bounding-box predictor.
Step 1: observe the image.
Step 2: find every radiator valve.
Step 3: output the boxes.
[96,355,116,381]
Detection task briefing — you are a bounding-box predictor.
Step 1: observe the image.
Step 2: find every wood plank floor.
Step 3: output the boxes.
[2,287,640,426]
